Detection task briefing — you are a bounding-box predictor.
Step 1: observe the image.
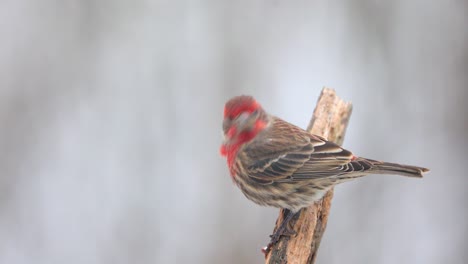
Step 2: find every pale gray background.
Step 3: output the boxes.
[0,1,467,264]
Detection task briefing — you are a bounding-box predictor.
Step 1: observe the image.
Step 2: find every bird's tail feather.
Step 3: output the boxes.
[362,158,429,178]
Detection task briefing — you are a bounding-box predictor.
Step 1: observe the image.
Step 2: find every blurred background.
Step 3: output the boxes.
[0,1,467,263]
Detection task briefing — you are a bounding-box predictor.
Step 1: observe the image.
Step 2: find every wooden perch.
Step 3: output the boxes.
[265,88,353,264]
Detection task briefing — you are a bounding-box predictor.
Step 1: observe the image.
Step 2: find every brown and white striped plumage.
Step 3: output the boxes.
[221,95,429,213]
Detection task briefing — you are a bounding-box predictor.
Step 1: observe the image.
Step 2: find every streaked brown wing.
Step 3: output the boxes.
[240,117,357,184]
[290,139,354,179]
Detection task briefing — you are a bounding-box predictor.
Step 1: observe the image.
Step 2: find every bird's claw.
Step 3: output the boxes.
[263,215,298,256]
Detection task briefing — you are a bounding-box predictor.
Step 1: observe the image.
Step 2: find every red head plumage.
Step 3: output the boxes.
[221,95,268,177]
[223,95,261,119]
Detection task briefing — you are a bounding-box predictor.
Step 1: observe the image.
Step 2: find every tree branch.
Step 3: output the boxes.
[265,88,353,264]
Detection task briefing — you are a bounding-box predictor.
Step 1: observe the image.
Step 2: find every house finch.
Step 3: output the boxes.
[220,95,429,248]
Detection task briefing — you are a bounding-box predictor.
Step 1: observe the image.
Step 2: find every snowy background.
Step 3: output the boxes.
[0,1,467,263]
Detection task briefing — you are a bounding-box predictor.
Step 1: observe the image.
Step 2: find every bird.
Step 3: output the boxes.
[220,95,429,250]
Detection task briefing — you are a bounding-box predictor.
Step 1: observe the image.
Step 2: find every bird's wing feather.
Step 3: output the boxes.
[240,118,363,184]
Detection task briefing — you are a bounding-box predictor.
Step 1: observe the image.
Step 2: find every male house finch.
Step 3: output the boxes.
[220,95,429,248]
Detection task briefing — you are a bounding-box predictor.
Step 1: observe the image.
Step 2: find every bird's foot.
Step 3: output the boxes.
[262,209,298,255]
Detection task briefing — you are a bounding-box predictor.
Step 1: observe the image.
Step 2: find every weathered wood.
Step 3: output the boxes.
[265,88,353,264]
